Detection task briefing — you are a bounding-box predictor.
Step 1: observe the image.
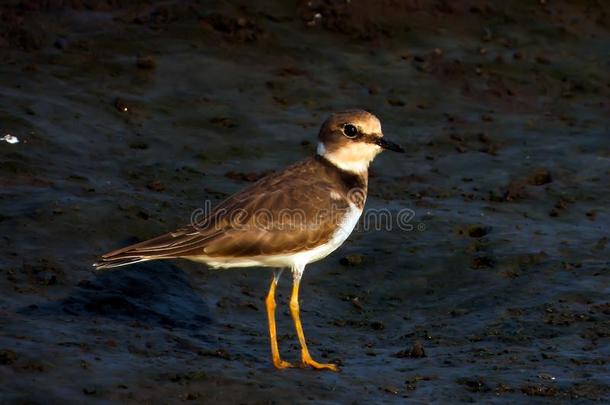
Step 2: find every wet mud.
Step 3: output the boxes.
[1,0,609,403]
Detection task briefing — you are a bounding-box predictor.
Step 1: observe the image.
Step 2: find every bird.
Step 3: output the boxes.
[94,109,404,371]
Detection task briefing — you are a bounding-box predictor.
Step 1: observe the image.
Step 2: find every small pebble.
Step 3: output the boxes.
[136,55,156,70]
[1,134,19,144]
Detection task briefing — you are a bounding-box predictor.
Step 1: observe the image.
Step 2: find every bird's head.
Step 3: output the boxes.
[317,110,404,174]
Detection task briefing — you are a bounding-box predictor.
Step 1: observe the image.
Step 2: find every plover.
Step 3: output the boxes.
[95,110,404,371]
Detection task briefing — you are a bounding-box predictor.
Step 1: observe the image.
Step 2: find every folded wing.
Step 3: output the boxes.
[94,159,351,269]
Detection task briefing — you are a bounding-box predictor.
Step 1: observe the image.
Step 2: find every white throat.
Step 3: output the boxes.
[317,141,378,174]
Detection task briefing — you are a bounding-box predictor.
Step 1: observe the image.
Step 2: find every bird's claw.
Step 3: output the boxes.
[273,359,296,369]
[301,358,339,371]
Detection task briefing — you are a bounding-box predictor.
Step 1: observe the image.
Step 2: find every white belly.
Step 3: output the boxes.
[196,205,363,269]
[288,204,362,266]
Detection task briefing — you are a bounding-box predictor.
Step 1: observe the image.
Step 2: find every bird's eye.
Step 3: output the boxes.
[343,124,358,138]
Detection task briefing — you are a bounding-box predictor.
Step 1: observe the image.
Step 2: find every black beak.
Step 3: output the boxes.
[375,137,405,153]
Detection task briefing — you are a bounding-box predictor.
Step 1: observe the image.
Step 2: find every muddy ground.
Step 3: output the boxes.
[0,0,609,403]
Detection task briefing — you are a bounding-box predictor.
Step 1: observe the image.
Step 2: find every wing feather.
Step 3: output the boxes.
[94,158,354,269]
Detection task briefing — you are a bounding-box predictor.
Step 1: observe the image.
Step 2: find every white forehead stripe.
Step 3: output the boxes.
[358,117,382,135]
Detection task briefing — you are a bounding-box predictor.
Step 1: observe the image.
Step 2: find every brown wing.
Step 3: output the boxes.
[94,158,352,269]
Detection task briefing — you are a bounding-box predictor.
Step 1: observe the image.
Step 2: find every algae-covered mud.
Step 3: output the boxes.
[1,1,609,403]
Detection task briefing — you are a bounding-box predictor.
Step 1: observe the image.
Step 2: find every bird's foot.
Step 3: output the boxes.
[272,359,296,369]
[301,357,339,371]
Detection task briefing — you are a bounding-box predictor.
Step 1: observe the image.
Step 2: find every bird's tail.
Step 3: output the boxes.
[93,255,151,270]
[93,237,171,270]
[93,225,212,270]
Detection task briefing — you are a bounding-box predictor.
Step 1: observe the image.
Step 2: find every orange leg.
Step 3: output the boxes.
[265,269,294,369]
[289,267,339,371]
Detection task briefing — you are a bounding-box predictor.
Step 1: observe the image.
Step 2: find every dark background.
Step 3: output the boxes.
[0,0,609,403]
